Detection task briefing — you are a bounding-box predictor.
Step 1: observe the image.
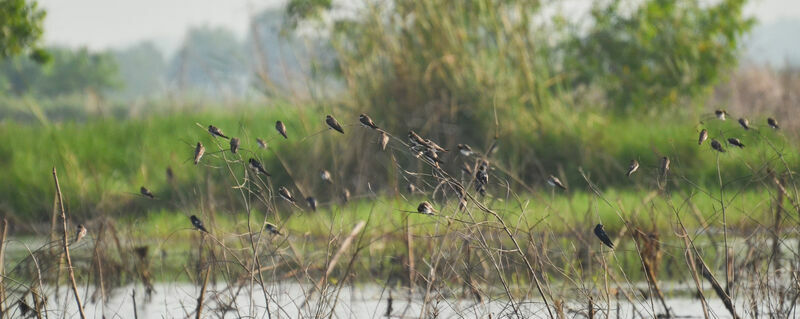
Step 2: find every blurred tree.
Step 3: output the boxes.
[167,26,249,99]
[112,41,166,99]
[564,0,754,112]
[0,0,48,62]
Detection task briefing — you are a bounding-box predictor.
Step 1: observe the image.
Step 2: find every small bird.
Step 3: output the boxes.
[407,183,417,194]
[626,160,639,177]
[325,115,344,134]
[194,142,205,165]
[75,224,87,243]
[727,138,745,148]
[276,121,288,139]
[341,188,351,203]
[379,131,389,151]
[698,129,708,145]
[423,149,443,167]
[767,118,779,130]
[475,167,488,186]
[265,223,282,235]
[594,224,614,249]
[425,139,448,153]
[457,144,473,156]
[256,138,267,149]
[17,300,32,317]
[140,186,155,199]
[359,114,379,129]
[278,186,295,203]
[320,170,333,183]
[711,139,726,153]
[307,196,317,211]
[738,118,750,130]
[190,215,207,232]
[546,175,567,190]
[249,158,271,176]
[661,157,670,176]
[408,130,426,148]
[230,137,240,154]
[208,125,229,139]
[166,166,174,182]
[715,109,727,120]
[417,201,436,215]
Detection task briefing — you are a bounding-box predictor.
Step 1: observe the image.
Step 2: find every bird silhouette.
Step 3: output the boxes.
[230,137,240,154]
[727,138,745,148]
[715,109,727,120]
[698,129,708,145]
[711,139,726,153]
[359,114,379,129]
[417,201,436,215]
[194,142,205,165]
[265,223,282,235]
[767,118,779,130]
[320,170,333,183]
[594,224,614,249]
[75,224,87,244]
[256,138,267,149]
[626,160,639,177]
[307,196,317,211]
[208,125,229,139]
[457,144,473,156]
[276,121,288,139]
[738,118,750,130]
[278,186,295,203]
[249,158,271,176]
[140,186,155,199]
[547,175,567,190]
[326,115,345,134]
[190,215,208,232]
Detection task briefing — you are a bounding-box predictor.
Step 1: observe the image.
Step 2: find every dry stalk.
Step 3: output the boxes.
[52,167,86,318]
[195,265,212,319]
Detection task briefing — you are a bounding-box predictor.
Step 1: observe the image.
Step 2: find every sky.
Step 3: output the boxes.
[36,0,800,58]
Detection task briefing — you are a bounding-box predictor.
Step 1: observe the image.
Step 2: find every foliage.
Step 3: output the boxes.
[111,41,166,99]
[0,0,46,61]
[563,0,755,111]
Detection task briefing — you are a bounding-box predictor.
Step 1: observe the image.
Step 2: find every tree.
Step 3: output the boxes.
[112,41,166,99]
[0,0,47,62]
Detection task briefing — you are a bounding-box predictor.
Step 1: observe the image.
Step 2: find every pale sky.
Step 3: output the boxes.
[37,0,800,52]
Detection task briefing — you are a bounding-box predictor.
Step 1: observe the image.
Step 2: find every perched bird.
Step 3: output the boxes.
[407,183,417,194]
[417,201,436,215]
[626,160,639,177]
[194,142,205,165]
[166,166,174,182]
[408,130,426,148]
[715,109,727,120]
[140,186,155,199]
[711,139,726,153]
[738,118,750,130]
[307,196,317,212]
[265,222,282,235]
[425,139,448,153]
[660,157,670,176]
[423,149,443,167]
[379,131,389,151]
[767,118,780,130]
[594,224,614,249]
[698,129,708,145]
[17,300,32,317]
[359,114,379,129]
[229,137,240,154]
[208,125,229,139]
[320,170,333,183]
[278,186,295,203]
[249,158,271,176]
[457,144,473,156]
[325,115,345,134]
[190,215,208,232]
[275,121,288,139]
[728,138,745,148]
[75,224,87,243]
[546,175,567,190]
[475,166,489,186]
[256,138,267,149]
[341,188,351,203]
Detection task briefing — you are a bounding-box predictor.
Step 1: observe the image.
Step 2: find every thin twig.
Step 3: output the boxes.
[52,167,86,318]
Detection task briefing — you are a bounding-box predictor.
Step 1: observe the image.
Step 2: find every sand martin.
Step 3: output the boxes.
[278,186,295,203]
[75,224,87,243]
[417,201,436,215]
[190,215,208,232]
[738,118,750,130]
[249,158,271,176]
[326,115,345,134]
[320,170,333,183]
[661,157,670,176]
[276,121,288,139]
[359,114,379,129]
[546,175,567,190]
[342,188,351,203]
[715,109,727,120]
[256,138,267,149]
[698,129,708,145]
[140,186,155,199]
[230,137,240,154]
[711,139,726,152]
[194,142,205,165]
[457,144,473,156]
[767,118,779,130]
[265,222,282,235]
[208,125,229,139]
[307,196,317,211]
[727,138,744,148]
[594,224,614,249]
[626,160,639,177]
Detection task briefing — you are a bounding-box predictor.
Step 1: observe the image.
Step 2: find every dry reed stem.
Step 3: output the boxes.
[0,218,7,317]
[52,167,86,318]
[195,265,212,319]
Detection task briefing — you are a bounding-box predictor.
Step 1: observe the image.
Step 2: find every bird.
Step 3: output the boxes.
[728,138,745,148]
[320,170,333,183]
[475,166,488,186]
[767,118,779,130]
[711,139,726,153]
[208,125,229,139]
[660,157,670,176]
[715,109,727,120]
[256,138,267,149]
[140,186,155,199]
[325,115,344,134]
[278,186,295,203]
[265,222,282,235]
[17,300,32,317]
[546,175,567,190]
[626,160,639,177]
[379,131,389,151]
[230,137,240,154]
[698,129,708,145]
[738,118,750,130]
[166,166,174,182]
[194,142,205,165]
[408,130,426,148]
[423,149,443,167]
[425,139,448,153]
[417,201,436,215]
[407,183,417,194]
[594,224,614,249]
[249,158,271,176]
[341,188,351,203]
[457,144,473,156]
[359,114,379,129]
[190,215,208,232]
[307,196,317,211]
[276,121,288,139]
[75,224,87,243]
